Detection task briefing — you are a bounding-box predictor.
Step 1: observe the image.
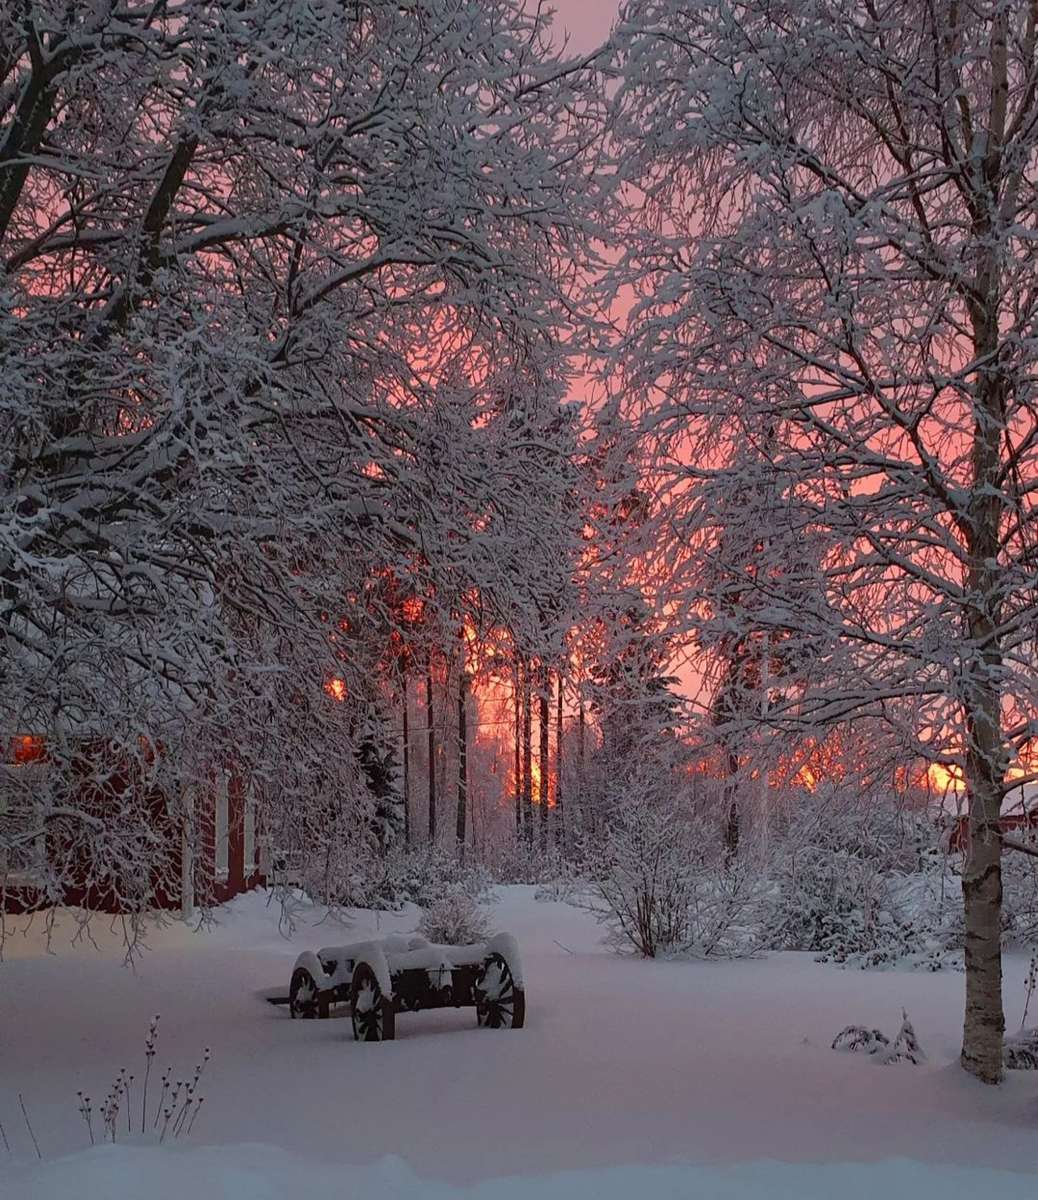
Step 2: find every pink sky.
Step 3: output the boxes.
[548,1,616,50]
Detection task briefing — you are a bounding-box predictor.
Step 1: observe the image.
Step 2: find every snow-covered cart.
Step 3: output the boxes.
[285,932,525,1041]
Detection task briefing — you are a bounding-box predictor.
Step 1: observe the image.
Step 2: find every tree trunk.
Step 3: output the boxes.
[401,679,410,846]
[959,123,1010,1080]
[522,666,533,846]
[961,730,1005,1083]
[539,664,550,852]
[960,434,1008,1083]
[0,41,69,243]
[555,671,565,849]
[514,663,523,838]
[426,658,436,843]
[456,669,468,850]
[578,696,587,835]
[723,757,740,863]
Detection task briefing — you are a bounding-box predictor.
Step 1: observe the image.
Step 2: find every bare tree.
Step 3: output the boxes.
[610,0,1038,1082]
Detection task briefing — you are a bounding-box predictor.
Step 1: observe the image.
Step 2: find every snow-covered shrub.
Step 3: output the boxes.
[1003,1029,1038,1070]
[580,793,698,957]
[884,1010,926,1064]
[579,781,766,959]
[768,838,902,965]
[417,891,493,946]
[301,843,492,914]
[1003,950,1038,1068]
[481,837,577,888]
[533,849,583,903]
[832,1026,890,1055]
[832,1010,925,1064]
[1002,842,1038,945]
[766,794,961,969]
[685,849,771,958]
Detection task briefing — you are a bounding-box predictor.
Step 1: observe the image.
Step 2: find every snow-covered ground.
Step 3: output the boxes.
[2,887,1036,1198]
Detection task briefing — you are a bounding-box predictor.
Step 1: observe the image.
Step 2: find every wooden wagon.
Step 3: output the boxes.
[285,932,525,1041]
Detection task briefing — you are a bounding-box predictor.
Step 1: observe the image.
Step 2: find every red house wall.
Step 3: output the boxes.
[2,740,259,915]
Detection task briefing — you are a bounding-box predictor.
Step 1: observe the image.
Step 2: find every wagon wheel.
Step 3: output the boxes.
[289,968,320,1020]
[350,962,396,1042]
[475,952,525,1029]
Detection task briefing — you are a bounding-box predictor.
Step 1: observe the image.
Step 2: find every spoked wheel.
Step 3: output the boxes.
[289,968,321,1020]
[475,952,525,1029]
[350,962,396,1042]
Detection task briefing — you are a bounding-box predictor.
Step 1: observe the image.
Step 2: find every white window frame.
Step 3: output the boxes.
[243,783,256,875]
[215,770,230,881]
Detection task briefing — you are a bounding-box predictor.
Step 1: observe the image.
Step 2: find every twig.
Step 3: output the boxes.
[1003,836,1038,860]
[0,1115,9,1153]
[553,938,574,954]
[19,1093,41,1160]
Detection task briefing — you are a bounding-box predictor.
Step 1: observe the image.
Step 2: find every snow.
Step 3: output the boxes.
[2,887,1037,1197]
[299,932,518,992]
[10,1146,1038,1200]
[487,931,524,987]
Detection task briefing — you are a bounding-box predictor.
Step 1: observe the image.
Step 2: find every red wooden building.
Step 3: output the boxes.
[1,735,264,917]
[946,783,1038,853]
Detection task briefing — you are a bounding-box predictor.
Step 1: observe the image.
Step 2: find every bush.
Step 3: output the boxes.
[578,785,766,959]
[579,795,697,957]
[765,798,963,970]
[295,843,492,913]
[482,838,576,888]
[1004,1029,1038,1070]
[417,891,493,945]
[833,1011,925,1064]
[1002,841,1038,945]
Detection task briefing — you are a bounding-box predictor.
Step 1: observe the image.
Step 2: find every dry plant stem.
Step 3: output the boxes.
[142,1015,159,1135]
[172,1089,193,1137]
[141,1064,150,1134]
[154,1072,170,1129]
[1022,952,1037,1031]
[185,1097,203,1137]
[18,1093,41,1159]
